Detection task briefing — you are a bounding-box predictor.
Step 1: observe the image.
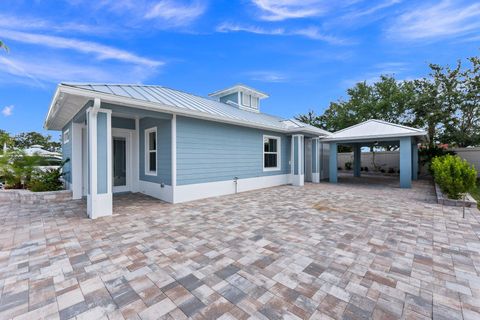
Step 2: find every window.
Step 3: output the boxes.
[63,128,70,144]
[145,127,157,175]
[242,93,251,107]
[263,135,280,171]
[251,97,258,108]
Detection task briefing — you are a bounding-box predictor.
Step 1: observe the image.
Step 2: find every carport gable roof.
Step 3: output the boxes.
[321,119,427,143]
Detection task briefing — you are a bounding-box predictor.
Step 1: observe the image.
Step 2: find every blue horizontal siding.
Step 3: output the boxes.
[139,117,172,185]
[112,116,135,130]
[176,116,290,185]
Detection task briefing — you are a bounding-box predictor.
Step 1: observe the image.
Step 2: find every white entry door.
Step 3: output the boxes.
[112,129,132,193]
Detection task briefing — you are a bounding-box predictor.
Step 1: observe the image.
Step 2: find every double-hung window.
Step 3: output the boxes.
[263,135,280,171]
[63,129,70,144]
[145,127,157,175]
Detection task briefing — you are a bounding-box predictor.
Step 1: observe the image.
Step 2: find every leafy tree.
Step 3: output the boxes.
[295,110,322,127]
[296,54,480,148]
[441,57,480,147]
[411,63,461,147]
[13,132,61,152]
[301,75,415,133]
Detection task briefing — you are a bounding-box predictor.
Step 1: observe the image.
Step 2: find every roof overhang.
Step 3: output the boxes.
[321,132,427,143]
[45,84,329,137]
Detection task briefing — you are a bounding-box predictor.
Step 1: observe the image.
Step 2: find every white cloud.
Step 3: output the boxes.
[0,55,156,86]
[251,0,329,21]
[387,0,480,41]
[145,0,206,27]
[216,23,349,45]
[0,14,109,34]
[345,0,401,19]
[247,71,288,83]
[0,29,163,68]
[1,105,14,117]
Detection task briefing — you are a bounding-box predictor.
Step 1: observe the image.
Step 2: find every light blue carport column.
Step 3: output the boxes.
[412,142,418,180]
[329,142,338,183]
[353,143,361,177]
[399,137,412,188]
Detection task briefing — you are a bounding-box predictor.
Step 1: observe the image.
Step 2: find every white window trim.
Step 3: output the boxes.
[145,127,157,176]
[63,128,70,144]
[263,135,281,171]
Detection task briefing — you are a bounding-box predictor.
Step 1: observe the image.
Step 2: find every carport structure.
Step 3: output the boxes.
[322,120,427,188]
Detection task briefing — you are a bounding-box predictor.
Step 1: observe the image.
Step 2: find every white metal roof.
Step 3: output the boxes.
[45,83,330,136]
[321,119,427,142]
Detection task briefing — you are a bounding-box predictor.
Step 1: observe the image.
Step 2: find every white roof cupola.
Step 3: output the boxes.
[209,84,268,113]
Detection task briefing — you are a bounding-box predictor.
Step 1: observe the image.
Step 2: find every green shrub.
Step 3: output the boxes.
[0,150,42,188]
[431,155,477,199]
[345,162,352,170]
[28,168,64,192]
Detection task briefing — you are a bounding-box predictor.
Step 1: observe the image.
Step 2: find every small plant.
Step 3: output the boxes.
[345,162,352,170]
[431,155,477,199]
[364,167,369,172]
[388,167,395,174]
[0,150,42,188]
[380,169,386,173]
[29,168,65,192]
[338,166,342,171]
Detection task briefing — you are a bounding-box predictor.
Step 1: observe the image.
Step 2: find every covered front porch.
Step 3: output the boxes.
[64,98,175,219]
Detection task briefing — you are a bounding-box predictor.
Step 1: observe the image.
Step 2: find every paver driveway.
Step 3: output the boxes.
[1,178,480,320]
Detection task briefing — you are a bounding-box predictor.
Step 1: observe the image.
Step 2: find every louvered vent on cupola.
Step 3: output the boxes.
[208,84,269,113]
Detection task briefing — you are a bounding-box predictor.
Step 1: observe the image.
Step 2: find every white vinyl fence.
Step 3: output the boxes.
[338,147,480,176]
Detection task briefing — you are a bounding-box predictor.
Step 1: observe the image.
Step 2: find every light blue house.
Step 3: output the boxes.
[45,84,331,218]
[45,83,426,219]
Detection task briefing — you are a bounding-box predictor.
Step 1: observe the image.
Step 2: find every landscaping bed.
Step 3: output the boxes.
[434,183,477,207]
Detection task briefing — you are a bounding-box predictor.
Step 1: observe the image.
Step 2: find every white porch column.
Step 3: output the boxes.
[86,98,113,219]
[311,138,320,183]
[71,122,83,199]
[291,134,304,186]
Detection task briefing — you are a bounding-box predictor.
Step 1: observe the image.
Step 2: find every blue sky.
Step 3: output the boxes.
[1,0,480,137]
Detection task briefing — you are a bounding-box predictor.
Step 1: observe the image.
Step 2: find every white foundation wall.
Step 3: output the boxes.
[172,174,290,203]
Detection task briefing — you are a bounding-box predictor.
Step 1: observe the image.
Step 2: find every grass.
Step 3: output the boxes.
[469,178,480,209]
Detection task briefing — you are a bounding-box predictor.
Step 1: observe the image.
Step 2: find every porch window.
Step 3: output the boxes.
[263,135,280,171]
[63,128,70,144]
[145,127,157,175]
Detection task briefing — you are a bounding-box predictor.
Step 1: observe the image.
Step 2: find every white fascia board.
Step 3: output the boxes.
[44,86,62,129]
[320,131,428,142]
[47,85,293,134]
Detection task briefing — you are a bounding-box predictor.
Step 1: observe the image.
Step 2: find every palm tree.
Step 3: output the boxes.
[0,40,9,52]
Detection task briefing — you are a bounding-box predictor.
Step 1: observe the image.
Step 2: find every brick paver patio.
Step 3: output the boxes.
[1,177,480,319]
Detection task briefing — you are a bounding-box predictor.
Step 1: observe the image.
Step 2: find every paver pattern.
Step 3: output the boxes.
[1,177,480,320]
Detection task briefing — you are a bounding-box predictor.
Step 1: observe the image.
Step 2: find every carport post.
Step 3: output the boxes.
[329,142,338,183]
[353,143,361,177]
[412,142,418,180]
[399,137,412,188]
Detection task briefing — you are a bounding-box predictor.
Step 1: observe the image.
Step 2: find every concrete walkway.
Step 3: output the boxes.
[0,179,479,319]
